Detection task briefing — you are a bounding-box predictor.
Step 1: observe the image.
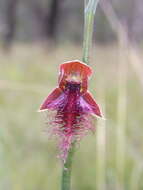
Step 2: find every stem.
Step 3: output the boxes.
[61,143,75,190]
[61,1,99,190]
[82,0,100,64]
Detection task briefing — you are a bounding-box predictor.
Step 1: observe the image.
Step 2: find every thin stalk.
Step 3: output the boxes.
[61,1,100,190]
[82,0,100,64]
[61,143,75,190]
[116,26,127,189]
[95,80,106,190]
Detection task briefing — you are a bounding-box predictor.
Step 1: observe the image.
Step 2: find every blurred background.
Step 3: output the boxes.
[0,0,143,190]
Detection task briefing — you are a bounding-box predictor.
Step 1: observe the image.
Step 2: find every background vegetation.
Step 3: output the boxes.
[0,0,143,190]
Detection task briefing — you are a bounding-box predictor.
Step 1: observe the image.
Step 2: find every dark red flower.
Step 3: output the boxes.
[39,60,102,162]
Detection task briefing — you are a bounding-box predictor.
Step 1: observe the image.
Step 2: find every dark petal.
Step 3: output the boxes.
[80,92,102,117]
[39,87,65,111]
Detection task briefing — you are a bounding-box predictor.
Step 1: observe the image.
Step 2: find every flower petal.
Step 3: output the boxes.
[60,60,92,79]
[81,92,102,117]
[39,87,64,111]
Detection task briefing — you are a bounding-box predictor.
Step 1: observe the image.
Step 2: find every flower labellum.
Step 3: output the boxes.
[39,60,102,162]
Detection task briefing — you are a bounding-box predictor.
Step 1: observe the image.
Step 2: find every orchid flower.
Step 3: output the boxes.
[39,60,102,162]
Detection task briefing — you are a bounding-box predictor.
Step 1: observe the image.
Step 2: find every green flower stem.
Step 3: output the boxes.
[82,0,100,64]
[61,143,75,190]
[61,1,100,190]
